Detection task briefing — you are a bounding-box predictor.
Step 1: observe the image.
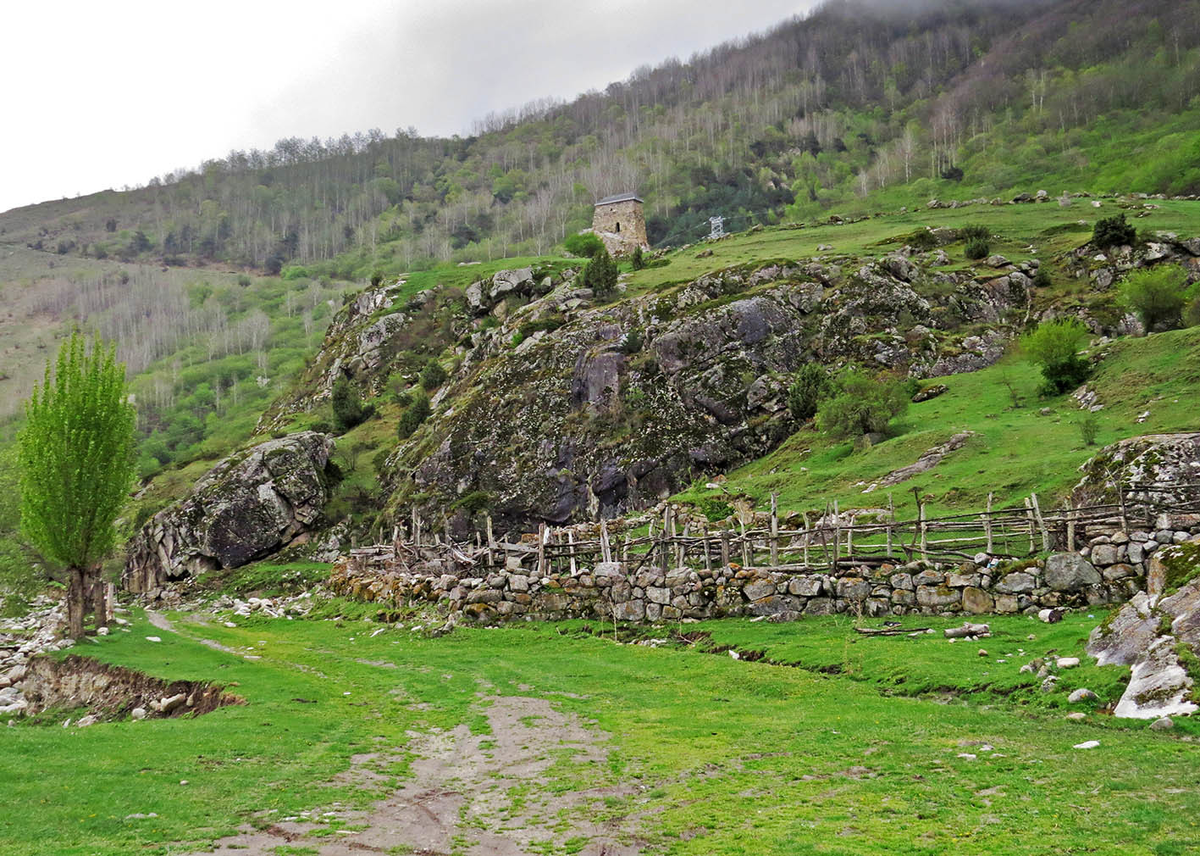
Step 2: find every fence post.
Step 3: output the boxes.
[918,498,927,560]
[1031,492,1050,552]
[412,508,421,548]
[985,493,994,555]
[740,516,751,568]
[886,493,894,559]
[1023,497,1036,555]
[769,493,780,567]
[1066,498,1076,552]
[832,499,841,573]
[600,518,612,563]
[721,530,731,567]
[803,511,811,568]
[845,512,854,560]
[537,522,547,577]
[486,515,495,567]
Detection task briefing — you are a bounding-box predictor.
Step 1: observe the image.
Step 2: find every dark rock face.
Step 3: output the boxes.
[123,432,334,593]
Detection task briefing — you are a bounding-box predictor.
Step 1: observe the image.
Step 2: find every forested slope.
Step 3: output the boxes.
[3,0,1199,281]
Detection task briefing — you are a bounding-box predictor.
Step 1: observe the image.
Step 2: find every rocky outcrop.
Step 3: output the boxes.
[1074,433,1200,509]
[1087,536,1200,719]
[387,254,1038,527]
[123,432,335,595]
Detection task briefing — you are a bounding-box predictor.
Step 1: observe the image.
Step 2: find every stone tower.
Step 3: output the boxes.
[590,192,649,257]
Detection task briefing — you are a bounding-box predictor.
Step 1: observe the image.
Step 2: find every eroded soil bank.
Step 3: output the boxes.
[23,654,243,719]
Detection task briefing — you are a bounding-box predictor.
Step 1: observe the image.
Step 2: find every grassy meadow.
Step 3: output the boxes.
[3,608,1199,855]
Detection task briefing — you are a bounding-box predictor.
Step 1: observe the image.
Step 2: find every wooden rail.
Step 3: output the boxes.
[373,482,1200,577]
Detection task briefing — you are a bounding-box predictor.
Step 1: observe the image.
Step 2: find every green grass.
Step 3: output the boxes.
[676,325,1200,524]
[4,610,1200,855]
[629,198,1200,297]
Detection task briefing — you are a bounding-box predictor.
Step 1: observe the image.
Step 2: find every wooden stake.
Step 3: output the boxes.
[886,493,894,559]
[802,511,811,568]
[537,522,547,577]
[769,493,779,567]
[832,499,841,572]
[1031,492,1050,552]
[1024,497,1036,555]
[486,515,495,567]
[1066,498,1076,552]
[600,518,611,564]
[918,498,927,560]
[740,516,751,568]
[721,530,731,568]
[985,492,994,555]
[568,530,577,575]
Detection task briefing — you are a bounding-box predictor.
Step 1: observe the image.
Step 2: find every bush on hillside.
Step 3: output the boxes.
[331,377,375,432]
[631,246,646,270]
[817,372,909,439]
[397,393,431,439]
[965,237,990,260]
[419,359,448,391]
[1119,265,1189,331]
[563,233,605,259]
[959,224,990,242]
[581,246,619,298]
[1092,213,1136,248]
[1021,318,1090,395]
[787,363,832,422]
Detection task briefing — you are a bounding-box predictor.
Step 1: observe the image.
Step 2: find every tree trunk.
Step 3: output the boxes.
[91,568,109,630]
[67,566,85,639]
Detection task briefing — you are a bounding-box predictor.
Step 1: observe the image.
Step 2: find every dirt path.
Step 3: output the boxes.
[187,695,642,855]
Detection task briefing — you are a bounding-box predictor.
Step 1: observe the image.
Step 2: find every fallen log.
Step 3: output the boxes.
[944,622,991,638]
[854,626,931,637]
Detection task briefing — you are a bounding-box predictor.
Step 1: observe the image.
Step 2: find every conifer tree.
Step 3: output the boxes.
[18,332,136,638]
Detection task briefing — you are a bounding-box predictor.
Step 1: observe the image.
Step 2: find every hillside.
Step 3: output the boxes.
[2,0,1199,282]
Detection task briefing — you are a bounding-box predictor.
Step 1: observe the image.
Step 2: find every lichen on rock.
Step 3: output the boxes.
[123,431,335,594]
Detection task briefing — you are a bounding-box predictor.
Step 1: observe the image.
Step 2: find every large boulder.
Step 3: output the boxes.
[1087,572,1200,719]
[123,432,335,593]
[1075,434,1200,507]
[1044,553,1101,592]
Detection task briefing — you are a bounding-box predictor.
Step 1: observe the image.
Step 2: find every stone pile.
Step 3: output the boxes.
[0,597,70,717]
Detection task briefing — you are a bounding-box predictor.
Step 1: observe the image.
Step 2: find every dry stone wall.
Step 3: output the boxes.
[330,519,1200,624]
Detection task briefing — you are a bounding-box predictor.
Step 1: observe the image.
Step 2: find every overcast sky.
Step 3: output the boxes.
[0,0,815,214]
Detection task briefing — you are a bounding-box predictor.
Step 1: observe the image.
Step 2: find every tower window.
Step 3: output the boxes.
[615,221,621,233]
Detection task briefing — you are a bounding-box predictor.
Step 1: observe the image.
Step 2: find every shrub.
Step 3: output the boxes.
[817,372,909,439]
[631,246,646,270]
[236,274,252,287]
[1033,268,1052,288]
[958,224,990,242]
[563,233,605,259]
[1079,413,1100,446]
[397,393,431,439]
[1118,265,1188,331]
[1021,318,1090,395]
[419,359,448,391]
[370,271,384,287]
[581,245,619,298]
[1186,295,1200,328]
[787,363,831,422]
[1092,213,1136,248]
[965,238,990,260]
[331,377,374,432]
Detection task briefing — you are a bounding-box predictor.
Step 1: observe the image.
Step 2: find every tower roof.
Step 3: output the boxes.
[594,192,643,206]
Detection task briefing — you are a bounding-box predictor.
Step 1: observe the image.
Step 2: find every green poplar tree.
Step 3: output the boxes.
[18,332,136,638]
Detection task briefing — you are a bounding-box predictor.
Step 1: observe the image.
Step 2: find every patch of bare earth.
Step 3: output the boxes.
[189,696,642,855]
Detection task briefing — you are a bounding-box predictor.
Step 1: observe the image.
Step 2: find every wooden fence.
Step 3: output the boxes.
[373,482,1200,578]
